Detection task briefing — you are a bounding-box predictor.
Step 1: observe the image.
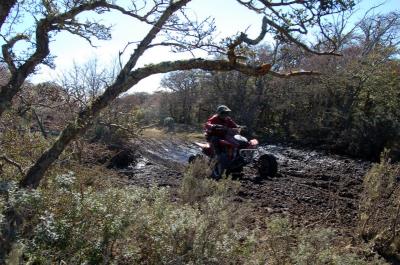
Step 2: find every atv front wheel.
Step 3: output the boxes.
[257,154,278,178]
[226,166,244,180]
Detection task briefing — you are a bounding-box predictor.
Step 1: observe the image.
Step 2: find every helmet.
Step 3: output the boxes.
[216,105,231,114]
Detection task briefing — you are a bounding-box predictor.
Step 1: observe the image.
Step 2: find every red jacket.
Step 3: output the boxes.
[204,114,238,137]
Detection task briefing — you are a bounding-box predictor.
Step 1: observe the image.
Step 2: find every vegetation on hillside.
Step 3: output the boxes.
[0,0,399,263]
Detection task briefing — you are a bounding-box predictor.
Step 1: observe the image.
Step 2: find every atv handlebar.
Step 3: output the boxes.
[211,125,243,135]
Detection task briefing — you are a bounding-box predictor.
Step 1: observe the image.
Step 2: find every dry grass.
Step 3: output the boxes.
[141,127,166,139]
[358,153,400,260]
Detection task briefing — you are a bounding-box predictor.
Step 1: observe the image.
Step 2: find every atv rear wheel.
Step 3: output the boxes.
[257,154,278,178]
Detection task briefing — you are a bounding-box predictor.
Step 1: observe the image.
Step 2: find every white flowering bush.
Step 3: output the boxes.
[1,161,387,264]
[25,178,141,264]
[125,187,257,264]
[13,166,256,264]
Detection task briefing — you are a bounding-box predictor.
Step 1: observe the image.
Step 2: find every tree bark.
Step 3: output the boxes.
[0,0,16,29]
[0,19,52,116]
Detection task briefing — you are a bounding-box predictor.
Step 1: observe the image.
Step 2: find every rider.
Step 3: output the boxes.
[204,105,239,178]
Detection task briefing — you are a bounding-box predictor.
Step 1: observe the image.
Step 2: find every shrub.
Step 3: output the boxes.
[179,157,239,205]
[359,152,400,259]
[6,165,256,264]
[264,217,385,265]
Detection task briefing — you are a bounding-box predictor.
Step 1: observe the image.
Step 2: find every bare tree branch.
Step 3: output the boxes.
[263,16,341,56]
[0,0,147,117]
[117,0,192,81]
[237,0,302,9]
[316,2,387,51]
[228,16,269,63]
[1,34,29,73]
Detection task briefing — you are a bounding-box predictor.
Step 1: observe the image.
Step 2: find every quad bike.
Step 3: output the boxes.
[188,126,278,179]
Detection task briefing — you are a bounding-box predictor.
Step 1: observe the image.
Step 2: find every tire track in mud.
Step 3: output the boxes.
[240,145,371,227]
[123,138,371,228]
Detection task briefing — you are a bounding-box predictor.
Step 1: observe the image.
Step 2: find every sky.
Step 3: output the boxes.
[25,0,400,93]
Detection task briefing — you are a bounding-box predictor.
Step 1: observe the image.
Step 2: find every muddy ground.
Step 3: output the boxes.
[118,134,371,232]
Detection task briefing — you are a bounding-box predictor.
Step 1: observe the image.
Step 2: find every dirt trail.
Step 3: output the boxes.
[120,136,371,229]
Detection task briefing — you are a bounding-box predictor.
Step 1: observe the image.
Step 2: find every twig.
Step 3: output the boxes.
[263,16,341,56]
[0,155,24,175]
